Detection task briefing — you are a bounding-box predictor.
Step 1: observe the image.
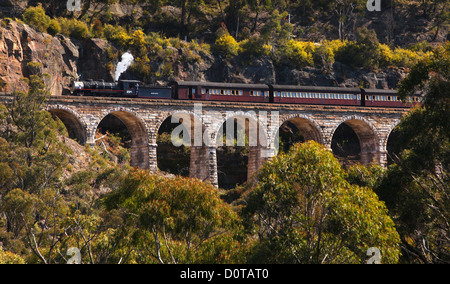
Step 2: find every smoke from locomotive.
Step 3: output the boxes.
[115,52,134,82]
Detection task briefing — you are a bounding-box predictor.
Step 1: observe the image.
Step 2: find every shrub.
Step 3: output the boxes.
[214,33,240,58]
[335,27,381,69]
[22,4,50,33]
[58,18,89,40]
[0,248,25,264]
[378,43,395,67]
[378,44,431,68]
[391,48,422,68]
[239,35,271,59]
[91,19,104,38]
[130,30,148,56]
[279,39,315,68]
[313,40,347,72]
[103,24,131,48]
[47,19,61,36]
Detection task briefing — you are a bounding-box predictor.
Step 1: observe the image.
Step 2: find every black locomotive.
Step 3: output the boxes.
[72,79,172,99]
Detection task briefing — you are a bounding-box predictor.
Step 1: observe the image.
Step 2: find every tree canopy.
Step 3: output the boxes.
[241,141,401,264]
[377,42,450,264]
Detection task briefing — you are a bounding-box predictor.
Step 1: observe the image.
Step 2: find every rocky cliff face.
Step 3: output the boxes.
[0,19,408,96]
[0,20,78,95]
[0,20,117,96]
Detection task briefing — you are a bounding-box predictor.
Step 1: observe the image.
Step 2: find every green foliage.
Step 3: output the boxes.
[58,17,89,40]
[104,168,241,264]
[22,4,51,33]
[346,164,385,189]
[47,19,61,36]
[378,43,450,263]
[0,247,25,264]
[241,141,401,264]
[279,39,315,68]
[214,33,241,58]
[239,35,272,59]
[335,27,381,69]
[313,40,347,72]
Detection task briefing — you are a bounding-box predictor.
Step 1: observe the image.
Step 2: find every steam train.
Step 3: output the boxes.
[71,79,422,108]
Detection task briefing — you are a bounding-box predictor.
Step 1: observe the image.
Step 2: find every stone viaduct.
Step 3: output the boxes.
[43,95,408,188]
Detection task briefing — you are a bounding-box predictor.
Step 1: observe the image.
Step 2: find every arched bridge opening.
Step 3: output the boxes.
[331,118,380,166]
[48,109,87,145]
[96,110,149,169]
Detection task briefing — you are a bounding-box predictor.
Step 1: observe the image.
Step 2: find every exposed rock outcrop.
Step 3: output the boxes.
[0,20,118,96]
[0,19,79,95]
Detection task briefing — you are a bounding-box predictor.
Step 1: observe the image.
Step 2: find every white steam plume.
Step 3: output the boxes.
[115,52,134,81]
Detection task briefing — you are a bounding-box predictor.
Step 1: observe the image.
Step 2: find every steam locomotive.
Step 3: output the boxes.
[72,79,172,98]
[71,79,422,108]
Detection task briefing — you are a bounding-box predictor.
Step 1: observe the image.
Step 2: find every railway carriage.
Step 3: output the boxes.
[269,85,361,106]
[169,81,271,102]
[361,88,422,108]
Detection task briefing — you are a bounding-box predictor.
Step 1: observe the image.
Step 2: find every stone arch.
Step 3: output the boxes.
[213,111,270,188]
[154,110,205,146]
[47,106,88,145]
[212,111,269,148]
[97,108,150,169]
[155,110,208,179]
[330,116,381,165]
[383,120,402,152]
[275,114,324,153]
[384,120,403,165]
